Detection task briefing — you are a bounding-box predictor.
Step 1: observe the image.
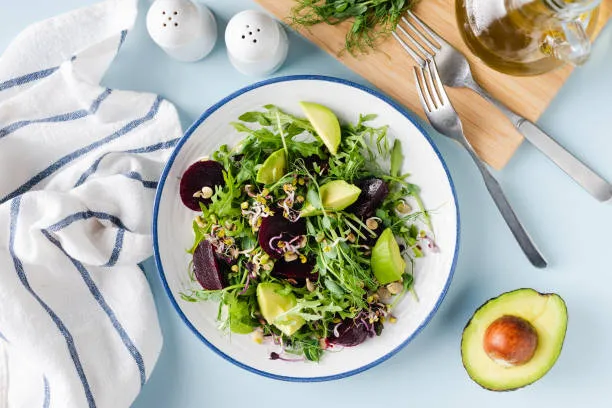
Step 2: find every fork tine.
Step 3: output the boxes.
[400,16,440,54]
[427,59,450,107]
[396,20,435,61]
[407,10,444,46]
[422,61,441,110]
[392,31,425,67]
[413,65,434,113]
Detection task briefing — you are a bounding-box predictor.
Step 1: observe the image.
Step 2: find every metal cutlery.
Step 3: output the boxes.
[393,11,612,203]
[414,59,547,268]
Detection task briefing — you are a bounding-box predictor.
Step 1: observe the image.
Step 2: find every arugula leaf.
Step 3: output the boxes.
[238,111,272,126]
[390,139,403,177]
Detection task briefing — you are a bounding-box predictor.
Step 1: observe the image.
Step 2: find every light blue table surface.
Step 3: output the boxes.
[3,1,612,407]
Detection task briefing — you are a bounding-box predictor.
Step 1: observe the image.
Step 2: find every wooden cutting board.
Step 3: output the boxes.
[255,0,612,169]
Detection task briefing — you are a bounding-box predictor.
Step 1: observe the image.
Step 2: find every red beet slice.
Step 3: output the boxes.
[258,213,306,259]
[347,178,389,219]
[302,155,328,176]
[180,160,225,211]
[192,240,227,290]
[271,259,317,286]
[328,319,370,347]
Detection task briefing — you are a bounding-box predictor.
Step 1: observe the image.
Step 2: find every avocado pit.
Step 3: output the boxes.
[483,315,538,367]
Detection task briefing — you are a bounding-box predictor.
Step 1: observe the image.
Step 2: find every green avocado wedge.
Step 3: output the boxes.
[256,282,305,336]
[461,288,568,391]
[371,228,406,285]
[301,180,361,216]
[256,149,286,184]
[299,101,341,155]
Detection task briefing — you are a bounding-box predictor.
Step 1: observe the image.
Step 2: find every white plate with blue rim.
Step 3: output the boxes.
[153,75,459,381]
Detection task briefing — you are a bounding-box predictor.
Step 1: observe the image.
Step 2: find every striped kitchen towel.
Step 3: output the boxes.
[0,0,182,407]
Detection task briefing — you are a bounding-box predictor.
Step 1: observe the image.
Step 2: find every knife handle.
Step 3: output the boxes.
[462,144,548,268]
[469,81,612,202]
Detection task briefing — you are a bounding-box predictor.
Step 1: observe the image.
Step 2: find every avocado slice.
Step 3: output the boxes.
[256,282,305,336]
[461,288,568,391]
[299,101,341,155]
[256,149,286,184]
[301,180,361,216]
[371,228,406,285]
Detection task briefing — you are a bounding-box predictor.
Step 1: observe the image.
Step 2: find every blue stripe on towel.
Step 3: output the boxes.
[104,228,125,267]
[0,331,7,342]
[46,210,129,232]
[0,89,112,140]
[42,229,146,387]
[9,197,96,408]
[46,211,128,267]
[43,376,50,408]
[118,30,128,51]
[74,137,180,188]
[121,171,158,189]
[0,96,163,204]
[0,66,59,92]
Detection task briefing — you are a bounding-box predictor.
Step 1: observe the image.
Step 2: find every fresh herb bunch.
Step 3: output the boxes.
[181,105,436,362]
[290,0,419,55]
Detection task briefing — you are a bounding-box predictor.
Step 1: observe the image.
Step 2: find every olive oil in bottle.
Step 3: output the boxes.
[456,0,601,76]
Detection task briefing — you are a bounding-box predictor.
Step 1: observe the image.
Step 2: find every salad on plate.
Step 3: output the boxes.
[178,102,437,362]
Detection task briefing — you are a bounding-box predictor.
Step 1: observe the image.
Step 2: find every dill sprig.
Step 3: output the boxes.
[290,0,420,55]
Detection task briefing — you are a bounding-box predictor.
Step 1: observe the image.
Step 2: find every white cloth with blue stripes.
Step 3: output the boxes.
[0,0,182,407]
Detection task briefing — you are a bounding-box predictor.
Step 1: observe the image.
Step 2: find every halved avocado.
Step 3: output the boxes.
[461,288,568,391]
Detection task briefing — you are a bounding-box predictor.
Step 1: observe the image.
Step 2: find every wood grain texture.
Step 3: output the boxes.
[255,0,611,169]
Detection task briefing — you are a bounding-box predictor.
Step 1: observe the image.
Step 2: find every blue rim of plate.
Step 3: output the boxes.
[153,74,460,382]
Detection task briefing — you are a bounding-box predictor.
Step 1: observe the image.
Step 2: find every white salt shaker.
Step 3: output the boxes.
[146,0,217,62]
[225,10,289,76]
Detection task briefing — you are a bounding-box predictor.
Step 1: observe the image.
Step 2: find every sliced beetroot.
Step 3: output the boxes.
[347,178,389,219]
[258,213,306,259]
[302,155,328,176]
[328,319,370,347]
[271,259,317,286]
[179,160,225,211]
[192,240,228,290]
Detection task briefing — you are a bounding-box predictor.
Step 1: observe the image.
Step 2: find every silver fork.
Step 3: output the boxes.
[415,60,547,268]
[393,11,612,203]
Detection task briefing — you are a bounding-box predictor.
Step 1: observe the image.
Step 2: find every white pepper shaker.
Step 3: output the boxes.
[225,10,289,76]
[146,0,217,62]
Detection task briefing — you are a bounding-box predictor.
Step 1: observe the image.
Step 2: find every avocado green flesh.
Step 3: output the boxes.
[256,282,305,336]
[371,228,406,285]
[301,180,361,216]
[299,101,341,156]
[256,149,286,184]
[461,289,568,391]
